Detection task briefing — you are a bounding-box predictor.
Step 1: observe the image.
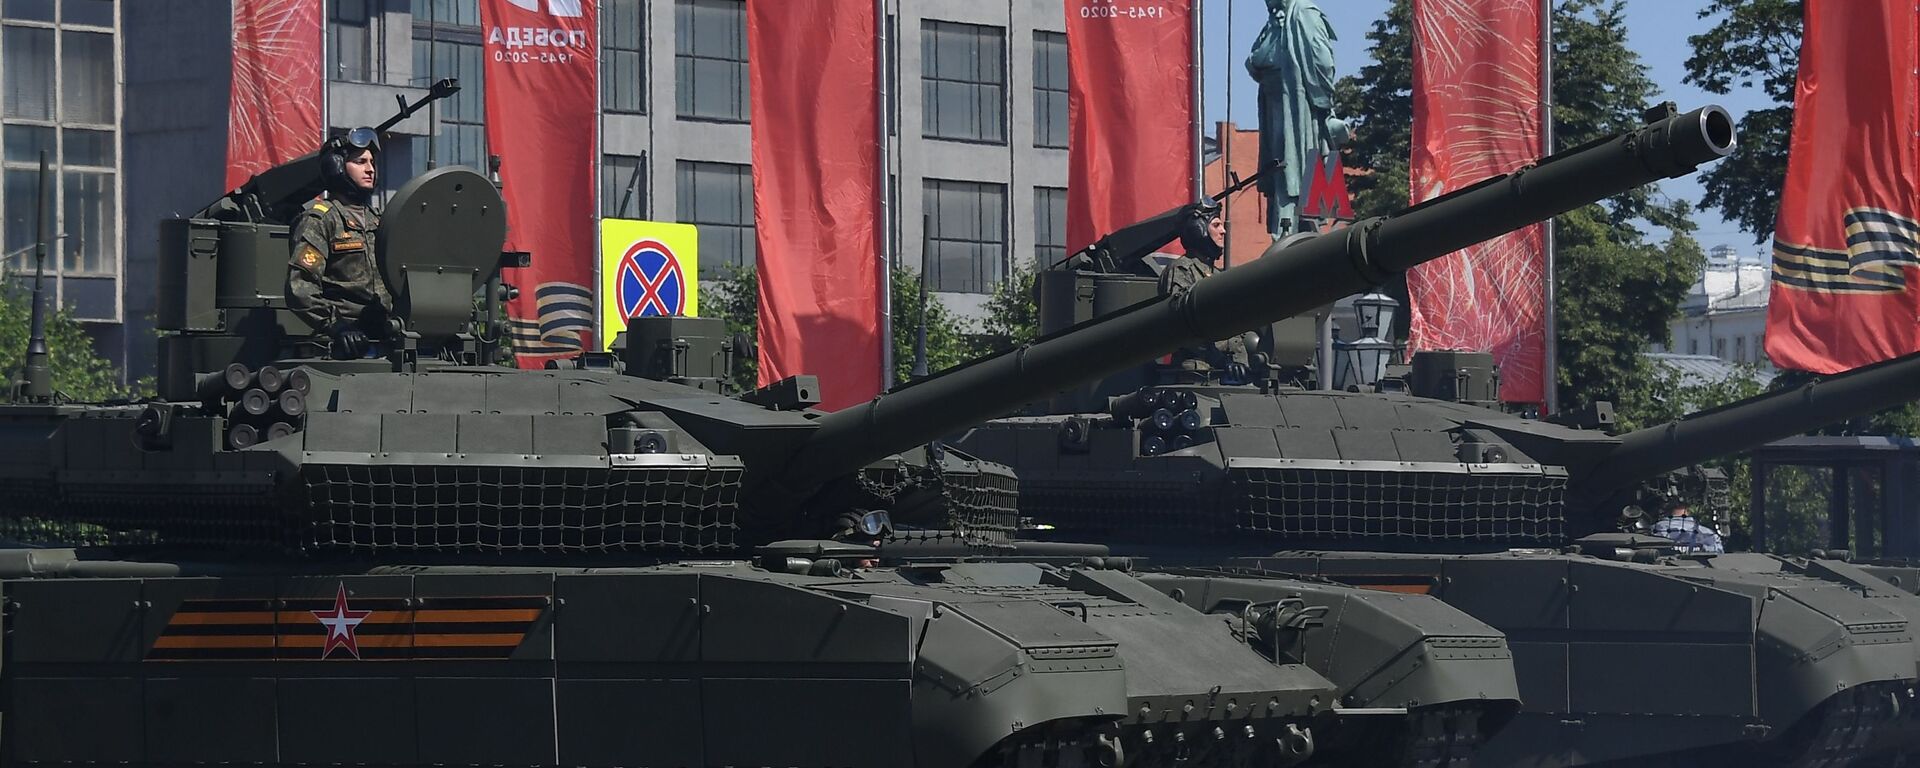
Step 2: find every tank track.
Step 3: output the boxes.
[1781,682,1902,768]
[985,719,1319,767]
[1403,705,1486,768]
[986,705,1490,767]
[1601,682,1905,768]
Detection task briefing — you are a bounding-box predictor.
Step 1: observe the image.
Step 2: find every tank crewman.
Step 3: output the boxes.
[1651,501,1726,554]
[287,128,394,360]
[1161,209,1252,382]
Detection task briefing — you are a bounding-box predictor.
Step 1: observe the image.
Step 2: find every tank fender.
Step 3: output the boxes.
[1136,573,1520,713]
[1750,580,1914,727]
[905,596,1128,768]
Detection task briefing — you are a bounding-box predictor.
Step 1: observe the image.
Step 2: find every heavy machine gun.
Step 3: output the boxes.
[198,78,462,225]
[1059,159,1279,275]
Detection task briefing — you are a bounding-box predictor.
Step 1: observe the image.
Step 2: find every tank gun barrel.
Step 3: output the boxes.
[769,105,1737,493]
[1570,348,1920,501]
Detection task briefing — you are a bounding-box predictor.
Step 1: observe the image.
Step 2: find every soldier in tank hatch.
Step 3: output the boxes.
[1651,500,1726,554]
[286,128,395,360]
[1161,208,1253,384]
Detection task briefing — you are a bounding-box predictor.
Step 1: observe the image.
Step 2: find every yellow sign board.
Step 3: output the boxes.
[599,219,699,350]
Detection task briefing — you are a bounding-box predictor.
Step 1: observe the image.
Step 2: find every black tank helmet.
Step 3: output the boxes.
[320,126,381,203]
[1176,202,1224,264]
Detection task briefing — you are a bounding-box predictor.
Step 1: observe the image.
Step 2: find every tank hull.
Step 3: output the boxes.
[955,414,1920,766]
[0,555,1509,768]
[1249,551,1916,767]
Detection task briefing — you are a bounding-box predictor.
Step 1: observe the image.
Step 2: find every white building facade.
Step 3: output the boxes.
[1657,252,1774,372]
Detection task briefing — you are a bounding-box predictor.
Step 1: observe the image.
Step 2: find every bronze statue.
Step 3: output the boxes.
[1246,0,1342,238]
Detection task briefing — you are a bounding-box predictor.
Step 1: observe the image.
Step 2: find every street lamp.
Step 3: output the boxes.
[1352,292,1397,337]
[1336,292,1401,390]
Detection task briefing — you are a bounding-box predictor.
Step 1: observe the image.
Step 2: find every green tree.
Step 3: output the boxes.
[709,265,762,392]
[0,279,139,402]
[1333,0,1412,220]
[1338,0,1703,409]
[708,264,978,393]
[976,262,1040,353]
[888,265,976,382]
[1684,0,1800,240]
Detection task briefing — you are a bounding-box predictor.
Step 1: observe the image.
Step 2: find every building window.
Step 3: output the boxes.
[1688,338,1698,355]
[602,0,644,114]
[63,0,109,26]
[3,0,52,22]
[1033,31,1066,149]
[1,6,120,315]
[924,179,1005,294]
[602,153,646,219]
[675,0,747,122]
[1035,186,1065,266]
[1734,336,1745,362]
[420,0,480,27]
[922,20,1004,144]
[4,25,53,120]
[676,160,752,276]
[329,0,382,83]
[1713,338,1725,358]
[413,3,486,172]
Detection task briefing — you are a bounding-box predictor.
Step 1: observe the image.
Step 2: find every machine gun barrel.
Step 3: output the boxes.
[200,79,461,223]
[771,105,1737,492]
[1570,348,1920,500]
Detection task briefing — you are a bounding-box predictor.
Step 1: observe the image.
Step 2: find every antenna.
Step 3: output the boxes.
[912,214,930,379]
[17,150,52,402]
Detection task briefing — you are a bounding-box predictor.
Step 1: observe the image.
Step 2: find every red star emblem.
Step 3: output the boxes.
[311,583,372,659]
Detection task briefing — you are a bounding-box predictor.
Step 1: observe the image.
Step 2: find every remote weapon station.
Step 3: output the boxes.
[0,86,1728,767]
[951,105,1920,767]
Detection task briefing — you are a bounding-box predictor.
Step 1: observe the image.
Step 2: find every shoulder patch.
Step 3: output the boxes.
[296,244,324,271]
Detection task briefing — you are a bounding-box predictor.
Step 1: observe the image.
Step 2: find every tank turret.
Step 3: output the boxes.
[780,105,1736,495]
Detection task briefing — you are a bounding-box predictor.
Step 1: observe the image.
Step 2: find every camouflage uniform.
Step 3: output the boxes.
[1159,256,1250,379]
[286,198,393,332]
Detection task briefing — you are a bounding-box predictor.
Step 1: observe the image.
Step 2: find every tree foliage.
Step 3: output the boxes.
[0,278,140,402]
[1684,0,1801,240]
[1337,0,1702,409]
[1333,0,1413,221]
[709,265,763,392]
[977,262,1041,352]
[708,264,980,393]
[887,265,978,383]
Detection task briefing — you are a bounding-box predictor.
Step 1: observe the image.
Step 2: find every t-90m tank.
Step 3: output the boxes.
[951,107,1920,767]
[0,90,1726,768]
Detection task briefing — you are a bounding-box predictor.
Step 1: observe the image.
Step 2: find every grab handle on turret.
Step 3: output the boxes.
[763,105,1737,503]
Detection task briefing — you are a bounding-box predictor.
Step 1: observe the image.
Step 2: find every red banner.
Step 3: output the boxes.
[480,0,598,365]
[1767,0,1920,373]
[1407,0,1546,404]
[1066,0,1195,253]
[749,1,883,410]
[226,0,323,190]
